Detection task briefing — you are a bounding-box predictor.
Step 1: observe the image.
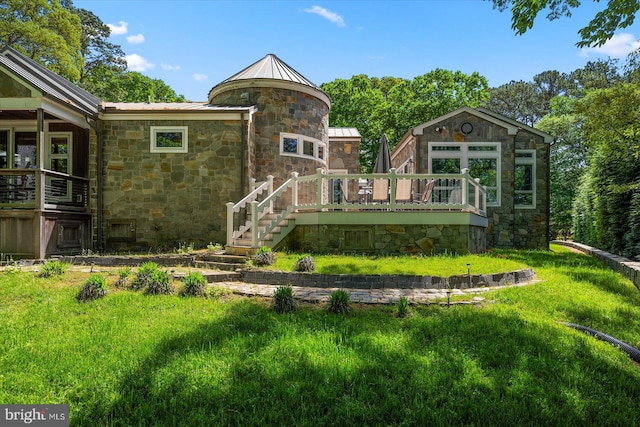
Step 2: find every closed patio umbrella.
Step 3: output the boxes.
[373,134,392,173]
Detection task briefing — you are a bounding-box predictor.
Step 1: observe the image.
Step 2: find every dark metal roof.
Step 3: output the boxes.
[0,46,101,117]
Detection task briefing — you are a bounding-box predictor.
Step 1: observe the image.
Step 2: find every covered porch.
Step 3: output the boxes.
[226,168,488,255]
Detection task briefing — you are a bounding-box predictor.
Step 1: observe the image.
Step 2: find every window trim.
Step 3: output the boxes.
[515,149,536,209]
[280,132,326,164]
[150,126,188,153]
[428,142,501,206]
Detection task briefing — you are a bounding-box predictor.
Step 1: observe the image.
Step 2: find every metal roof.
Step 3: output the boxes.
[102,102,251,111]
[0,46,101,117]
[215,53,320,89]
[328,128,361,138]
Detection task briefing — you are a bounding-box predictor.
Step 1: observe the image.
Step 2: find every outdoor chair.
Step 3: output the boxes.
[372,179,389,203]
[415,180,435,204]
[395,178,412,203]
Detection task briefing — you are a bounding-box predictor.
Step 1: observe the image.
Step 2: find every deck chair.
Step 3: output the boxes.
[372,179,389,202]
[396,178,412,202]
[419,180,436,203]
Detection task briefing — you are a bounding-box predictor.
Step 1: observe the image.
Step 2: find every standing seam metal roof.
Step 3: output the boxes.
[0,47,101,117]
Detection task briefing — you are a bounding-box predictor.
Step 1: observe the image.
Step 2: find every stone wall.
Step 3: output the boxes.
[242,268,536,289]
[100,119,245,251]
[210,86,330,187]
[278,223,486,255]
[553,241,640,290]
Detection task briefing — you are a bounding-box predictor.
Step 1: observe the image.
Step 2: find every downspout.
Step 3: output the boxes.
[512,128,521,249]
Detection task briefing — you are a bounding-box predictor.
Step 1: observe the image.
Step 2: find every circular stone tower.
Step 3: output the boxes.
[208,54,331,187]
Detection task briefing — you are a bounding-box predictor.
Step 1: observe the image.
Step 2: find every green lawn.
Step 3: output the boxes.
[1,245,640,426]
[263,251,529,276]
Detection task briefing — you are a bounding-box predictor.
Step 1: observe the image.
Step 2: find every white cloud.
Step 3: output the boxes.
[161,63,180,71]
[193,73,208,82]
[126,54,154,72]
[107,21,128,36]
[126,34,145,44]
[580,33,640,58]
[303,6,345,27]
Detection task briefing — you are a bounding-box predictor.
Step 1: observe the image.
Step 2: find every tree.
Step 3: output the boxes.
[90,70,186,103]
[488,0,640,47]
[536,97,587,239]
[0,0,82,81]
[68,6,126,85]
[321,70,489,171]
[575,82,640,257]
[483,80,543,126]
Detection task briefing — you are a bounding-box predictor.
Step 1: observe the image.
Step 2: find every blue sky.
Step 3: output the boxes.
[75,0,640,101]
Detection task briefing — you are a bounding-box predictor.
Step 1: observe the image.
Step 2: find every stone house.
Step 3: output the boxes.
[0,47,551,259]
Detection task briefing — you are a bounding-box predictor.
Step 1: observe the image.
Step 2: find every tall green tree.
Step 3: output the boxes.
[536,97,587,239]
[0,0,82,81]
[68,6,126,85]
[575,82,640,257]
[488,0,640,47]
[321,70,489,171]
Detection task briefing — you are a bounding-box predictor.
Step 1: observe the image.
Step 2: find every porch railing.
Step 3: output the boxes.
[227,168,486,248]
[0,169,89,211]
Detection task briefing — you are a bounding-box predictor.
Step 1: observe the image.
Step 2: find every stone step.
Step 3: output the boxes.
[193,260,246,272]
[225,245,257,256]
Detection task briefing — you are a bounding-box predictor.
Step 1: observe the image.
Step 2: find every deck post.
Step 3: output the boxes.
[250,201,259,247]
[267,175,274,214]
[316,168,323,211]
[461,168,469,208]
[226,202,234,246]
[291,172,299,212]
[389,168,397,211]
[474,178,481,211]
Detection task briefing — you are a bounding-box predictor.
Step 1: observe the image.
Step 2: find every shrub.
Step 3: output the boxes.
[115,267,132,288]
[77,274,108,302]
[327,289,351,314]
[181,272,207,297]
[294,255,315,272]
[132,262,159,290]
[272,285,297,313]
[38,259,67,278]
[207,242,223,252]
[145,269,173,295]
[396,297,410,318]
[253,246,276,266]
[176,242,195,254]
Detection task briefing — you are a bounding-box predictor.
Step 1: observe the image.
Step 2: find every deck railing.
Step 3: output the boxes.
[227,168,486,248]
[0,169,89,211]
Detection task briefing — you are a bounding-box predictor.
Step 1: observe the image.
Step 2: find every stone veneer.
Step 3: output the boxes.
[278,223,486,255]
[99,119,245,251]
[242,268,536,289]
[398,111,550,250]
[210,86,330,186]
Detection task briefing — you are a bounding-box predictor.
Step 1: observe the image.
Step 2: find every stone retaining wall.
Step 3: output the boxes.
[241,268,536,290]
[553,241,640,290]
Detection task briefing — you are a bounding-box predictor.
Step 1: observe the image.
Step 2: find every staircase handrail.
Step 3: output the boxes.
[226,176,273,245]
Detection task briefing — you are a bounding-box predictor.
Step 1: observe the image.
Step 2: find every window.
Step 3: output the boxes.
[150,126,188,153]
[428,142,501,206]
[280,133,326,163]
[515,150,536,208]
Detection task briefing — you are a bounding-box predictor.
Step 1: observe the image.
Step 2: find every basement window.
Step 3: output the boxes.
[150,126,188,153]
